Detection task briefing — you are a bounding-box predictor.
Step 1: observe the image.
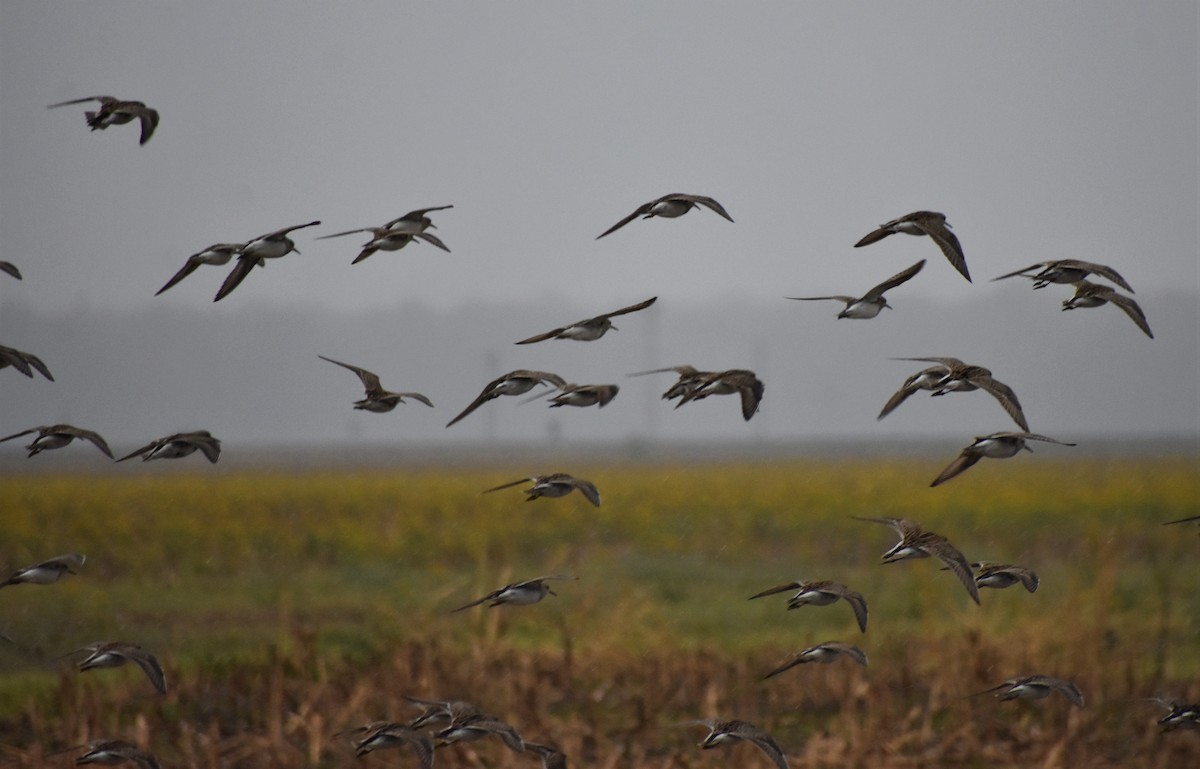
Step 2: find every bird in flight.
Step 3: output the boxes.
[978,675,1085,708]
[1,553,86,589]
[515,297,657,344]
[318,355,433,412]
[446,370,566,427]
[482,473,601,506]
[761,641,869,679]
[451,575,576,612]
[48,95,160,145]
[852,516,980,604]
[931,432,1075,487]
[786,260,925,319]
[117,431,222,464]
[880,357,1029,431]
[155,243,244,296]
[748,579,868,633]
[854,210,970,282]
[1061,280,1153,338]
[991,259,1134,292]
[596,194,733,239]
[214,221,321,301]
[0,424,113,459]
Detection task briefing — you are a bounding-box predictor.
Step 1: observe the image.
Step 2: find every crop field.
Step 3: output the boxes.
[0,455,1197,768]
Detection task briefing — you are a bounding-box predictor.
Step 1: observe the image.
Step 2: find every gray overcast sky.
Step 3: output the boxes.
[1,3,1197,451]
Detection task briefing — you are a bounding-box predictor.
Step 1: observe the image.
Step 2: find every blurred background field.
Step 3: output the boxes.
[1,453,1197,768]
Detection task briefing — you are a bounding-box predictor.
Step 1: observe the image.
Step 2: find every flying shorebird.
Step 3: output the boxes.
[349,723,434,767]
[383,205,454,233]
[434,712,526,753]
[596,193,734,239]
[1163,514,1200,533]
[451,575,576,613]
[483,473,600,506]
[214,221,321,301]
[880,357,1029,431]
[318,355,434,412]
[66,641,167,694]
[786,260,925,319]
[521,383,619,409]
[155,243,244,296]
[1149,698,1200,733]
[761,641,869,679]
[748,579,868,633]
[71,740,162,769]
[931,432,1075,487]
[446,370,566,427]
[686,719,789,769]
[992,259,1134,292]
[0,424,113,459]
[1,553,85,589]
[978,675,1085,708]
[0,261,21,280]
[47,95,160,145]
[674,369,764,421]
[116,431,221,464]
[968,562,1040,592]
[854,210,969,281]
[852,516,980,605]
[0,343,53,380]
[317,226,449,264]
[515,297,657,344]
[1061,280,1153,338]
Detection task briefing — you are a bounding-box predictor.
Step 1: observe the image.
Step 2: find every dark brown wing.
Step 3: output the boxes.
[482,477,535,494]
[1060,260,1135,292]
[60,426,114,458]
[990,263,1046,282]
[257,220,321,240]
[0,261,21,280]
[213,254,258,302]
[674,194,734,223]
[515,326,569,345]
[967,375,1029,431]
[1105,291,1153,338]
[924,538,981,604]
[414,231,451,252]
[47,95,116,108]
[136,106,159,145]
[930,450,981,487]
[595,201,656,239]
[913,216,970,282]
[598,296,658,320]
[863,259,925,299]
[0,427,38,443]
[116,437,165,462]
[319,355,384,395]
[570,478,601,507]
[155,255,206,296]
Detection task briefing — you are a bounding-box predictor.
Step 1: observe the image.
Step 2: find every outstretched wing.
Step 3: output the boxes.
[213,255,258,302]
[864,259,925,299]
[319,355,383,394]
[598,296,658,320]
[930,450,981,487]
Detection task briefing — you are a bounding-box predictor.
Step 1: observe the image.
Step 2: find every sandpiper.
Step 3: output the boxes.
[403,696,481,730]
[629,365,709,403]
[884,357,1029,431]
[687,719,788,769]
[434,712,525,753]
[1061,280,1153,338]
[319,355,433,412]
[351,723,434,768]
[451,575,576,612]
[854,210,970,282]
[515,297,657,344]
[0,261,20,280]
[67,641,167,694]
[0,424,113,459]
[0,343,54,380]
[852,516,980,604]
[1,553,85,589]
[317,227,449,264]
[522,383,619,409]
[787,260,925,319]
[483,473,601,506]
[1150,698,1200,732]
[762,642,869,679]
[383,205,454,233]
[931,432,1075,487]
[73,740,162,769]
[48,96,160,145]
[116,430,221,464]
[446,370,566,427]
[596,193,733,239]
[979,675,1084,708]
[214,221,321,301]
[155,243,244,296]
[972,562,1040,592]
[992,259,1134,292]
[749,579,868,633]
[674,369,764,421]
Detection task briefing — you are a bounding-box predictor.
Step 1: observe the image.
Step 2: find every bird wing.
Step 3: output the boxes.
[877,383,919,420]
[213,254,258,302]
[515,326,568,345]
[990,263,1046,282]
[818,641,869,666]
[319,355,383,394]
[628,365,699,377]
[744,730,789,769]
[598,296,658,320]
[259,220,321,240]
[1060,260,1135,292]
[136,107,159,145]
[733,373,764,421]
[1028,675,1085,707]
[924,538,981,605]
[913,216,970,281]
[0,261,22,279]
[316,227,374,240]
[47,96,116,108]
[482,477,535,494]
[1002,565,1040,592]
[761,656,803,680]
[446,377,506,427]
[784,295,856,304]
[747,581,802,600]
[154,254,209,296]
[1015,432,1076,446]
[399,392,435,407]
[123,647,167,694]
[595,201,655,239]
[892,356,963,369]
[1105,291,1154,338]
[62,426,114,458]
[930,450,982,487]
[0,427,39,443]
[670,194,734,222]
[969,375,1029,432]
[451,590,500,612]
[516,574,576,587]
[830,585,869,632]
[864,259,925,299]
[414,232,451,252]
[571,478,601,507]
[115,437,165,462]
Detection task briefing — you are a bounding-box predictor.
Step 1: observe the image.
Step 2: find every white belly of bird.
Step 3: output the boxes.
[243,240,291,259]
[839,301,884,319]
[648,200,691,218]
[975,439,1023,459]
